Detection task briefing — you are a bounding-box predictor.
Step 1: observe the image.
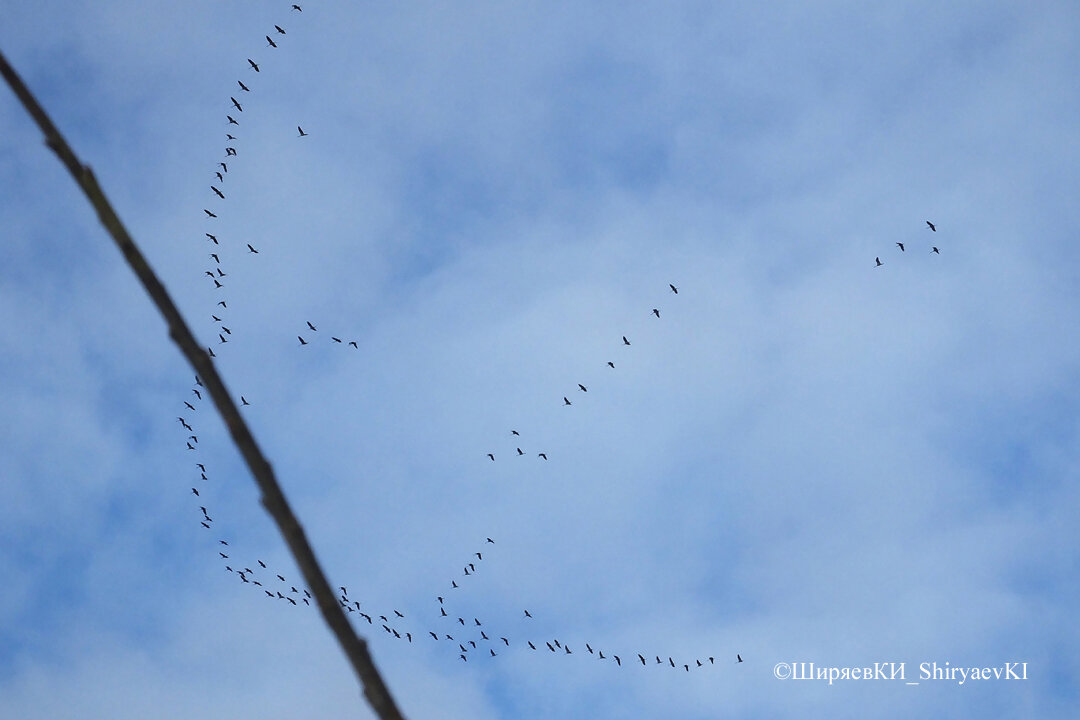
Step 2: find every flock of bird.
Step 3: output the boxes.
[874,220,942,267]
[176,1,1012,681]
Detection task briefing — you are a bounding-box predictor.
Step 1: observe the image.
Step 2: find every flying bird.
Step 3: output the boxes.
[538,453,547,460]
[523,609,532,618]
[487,453,494,461]
[931,246,940,254]
[578,383,587,392]
[349,341,358,348]
[622,336,631,345]
[638,654,646,665]
[247,244,258,254]
[669,283,678,294]
[298,126,308,137]
[896,242,905,252]
[266,35,277,48]
[652,308,660,318]
[225,147,237,156]
[875,257,883,267]
[564,396,572,406]
[204,209,217,218]
[292,4,302,10]
[248,58,260,72]
[614,655,621,666]
[607,361,614,368]
[211,186,225,199]
[241,396,250,406]
[238,80,249,92]
[227,115,239,125]
[331,337,342,343]
[298,336,308,345]
[184,401,195,411]
[219,163,228,172]
[516,447,523,456]
[737,654,743,663]
[926,220,936,231]
[230,97,242,112]
[306,321,317,331]
[192,488,199,496]
[215,171,224,181]
[275,25,286,34]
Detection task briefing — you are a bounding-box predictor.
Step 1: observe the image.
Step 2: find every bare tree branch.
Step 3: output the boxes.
[1,49,406,720]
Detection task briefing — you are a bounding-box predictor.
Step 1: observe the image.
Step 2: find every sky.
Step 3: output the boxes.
[1,1,1078,718]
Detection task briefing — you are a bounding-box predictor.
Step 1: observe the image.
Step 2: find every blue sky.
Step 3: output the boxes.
[2,1,1078,718]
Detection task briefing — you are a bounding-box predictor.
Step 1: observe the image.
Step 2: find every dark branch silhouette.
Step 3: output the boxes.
[0,48,405,720]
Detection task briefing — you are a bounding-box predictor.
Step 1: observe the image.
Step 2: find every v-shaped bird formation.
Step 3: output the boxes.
[161,1,951,684]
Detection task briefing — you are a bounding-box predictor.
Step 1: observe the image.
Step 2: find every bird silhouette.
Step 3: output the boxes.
[184,401,195,411]
[247,244,258,254]
[241,396,250,406]
[538,453,547,460]
[638,654,646,665]
[614,655,621,666]
[298,126,308,137]
[622,336,631,345]
[227,115,239,125]
[578,384,587,392]
[516,447,524,455]
[215,171,224,181]
[306,321,317,331]
[275,25,286,34]
[669,283,678,294]
[926,220,936,231]
[230,97,242,112]
[225,147,237,156]
[487,453,494,461]
[349,341,358,348]
[931,246,940,254]
[204,209,217,218]
[248,58,260,72]
[219,163,228,172]
[564,396,572,405]
[298,336,308,345]
[331,337,342,343]
[652,308,660,318]
[607,361,614,368]
[523,609,532,618]
[737,654,743,663]
[238,80,249,92]
[875,257,883,267]
[292,4,302,10]
[266,35,278,48]
[192,488,199,496]
[211,186,225,199]
[896,242,905,252]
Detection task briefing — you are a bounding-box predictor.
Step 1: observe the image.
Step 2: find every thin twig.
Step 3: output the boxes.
[1,49,406,720]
